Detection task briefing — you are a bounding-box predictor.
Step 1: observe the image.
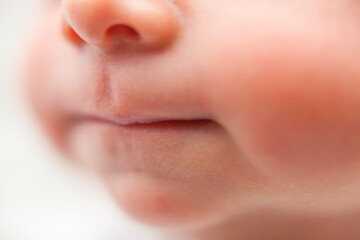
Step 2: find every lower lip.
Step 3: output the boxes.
[68,116,214,175]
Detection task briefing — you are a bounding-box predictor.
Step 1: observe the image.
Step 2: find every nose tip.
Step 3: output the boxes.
[61,0,180,51]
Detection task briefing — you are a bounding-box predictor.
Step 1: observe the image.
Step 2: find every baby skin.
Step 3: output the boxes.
[26,0,360,239]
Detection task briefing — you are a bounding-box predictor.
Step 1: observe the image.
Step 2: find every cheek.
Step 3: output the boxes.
[238,59,360,176]
[26,30,63,147]
[25,26,69,152]
[203,11,360,178]
[25,13,79,152]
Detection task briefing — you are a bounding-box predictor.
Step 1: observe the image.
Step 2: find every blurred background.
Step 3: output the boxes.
[0,1,164,239]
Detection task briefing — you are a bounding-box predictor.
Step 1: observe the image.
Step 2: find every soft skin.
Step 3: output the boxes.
[26,0,360,239]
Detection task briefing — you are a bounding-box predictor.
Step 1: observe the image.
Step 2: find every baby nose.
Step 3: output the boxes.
[61,0,180,51]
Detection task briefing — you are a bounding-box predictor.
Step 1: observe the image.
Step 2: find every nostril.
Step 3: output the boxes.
[66,27,85,44]
[106,24,141,42]
[61,17,85,46]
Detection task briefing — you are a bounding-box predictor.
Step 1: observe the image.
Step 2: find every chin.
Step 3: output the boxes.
[103,170,221,231]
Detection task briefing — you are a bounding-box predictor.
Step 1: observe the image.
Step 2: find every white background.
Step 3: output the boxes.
[0,1,166,239]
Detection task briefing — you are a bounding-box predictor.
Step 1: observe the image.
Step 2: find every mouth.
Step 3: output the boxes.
[72,114,213,129]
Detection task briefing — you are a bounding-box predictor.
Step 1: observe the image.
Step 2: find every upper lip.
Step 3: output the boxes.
[68,63,210,127]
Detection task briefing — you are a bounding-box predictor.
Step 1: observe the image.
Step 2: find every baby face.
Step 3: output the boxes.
[26,0,360,235]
